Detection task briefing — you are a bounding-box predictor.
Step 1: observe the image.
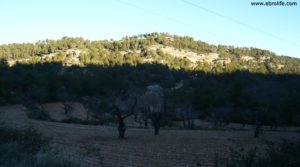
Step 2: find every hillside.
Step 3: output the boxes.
[1,33,300,74]
[1,33,300,167]
[1,33,300,130]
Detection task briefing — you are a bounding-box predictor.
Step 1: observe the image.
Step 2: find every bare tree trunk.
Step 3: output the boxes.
[254,110,262,138]
[154,125,159,135]
[242,121,246,128]
[117,115,126,139]
[86,109,90,122]
[63,102,72,115]
[254,124,261,138]
[142,112,149,127]
[151,117,161,135]
[188,119,194,129]
[182,117,186,128]
[134,113,138,122]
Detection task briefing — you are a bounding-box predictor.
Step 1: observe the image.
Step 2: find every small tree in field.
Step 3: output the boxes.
[81,96,99,122]
[175,104,197,129]
[210,106,232,128]
[141,85,165,135]
[246,80,280,138]
[57,87,74,115]
[114,92,137,139]
[136,98,150,128]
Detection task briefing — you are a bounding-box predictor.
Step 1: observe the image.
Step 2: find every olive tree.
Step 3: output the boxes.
[140,85,165,135]
[175,105,197,129]
[57,87,74,115]
[114,93,137,139]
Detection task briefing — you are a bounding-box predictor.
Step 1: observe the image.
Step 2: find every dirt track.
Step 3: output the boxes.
[1,105,299,167]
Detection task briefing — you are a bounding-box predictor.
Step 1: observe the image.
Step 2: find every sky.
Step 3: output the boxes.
[0,0,299,57]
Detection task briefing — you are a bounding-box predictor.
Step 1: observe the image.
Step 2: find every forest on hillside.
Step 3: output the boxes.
[1,33,300,74]
[1,33,300,134]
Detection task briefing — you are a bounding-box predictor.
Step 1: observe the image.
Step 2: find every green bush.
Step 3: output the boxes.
[216,140,300,167]
[0,127,49,167]
[223,148,257,167]
[0,126,81,167]
[257,141,300,167]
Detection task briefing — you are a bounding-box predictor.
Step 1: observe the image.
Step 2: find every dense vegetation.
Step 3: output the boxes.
[1,33,299,74]
[0,126,81,167]
[215,140,300,167]
[1,33,300,131]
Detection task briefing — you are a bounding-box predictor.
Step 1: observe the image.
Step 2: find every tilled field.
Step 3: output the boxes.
[1,105,299,167]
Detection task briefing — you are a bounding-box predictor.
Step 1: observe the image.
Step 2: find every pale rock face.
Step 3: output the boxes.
[277,64,285,69]
[41,49,83,66]
[147,44,220,65]
[66,49,81,58]
[259,56,270,62]
[240,55,254,61]
[41,53,57,59]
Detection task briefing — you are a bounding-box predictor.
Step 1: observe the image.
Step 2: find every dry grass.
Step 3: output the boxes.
[1,105,299,167]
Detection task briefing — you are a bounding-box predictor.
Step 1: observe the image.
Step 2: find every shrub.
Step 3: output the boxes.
[0,126,81,167]
[257,140,300,167]
[0,126,49,167]
[215,140,300,167]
